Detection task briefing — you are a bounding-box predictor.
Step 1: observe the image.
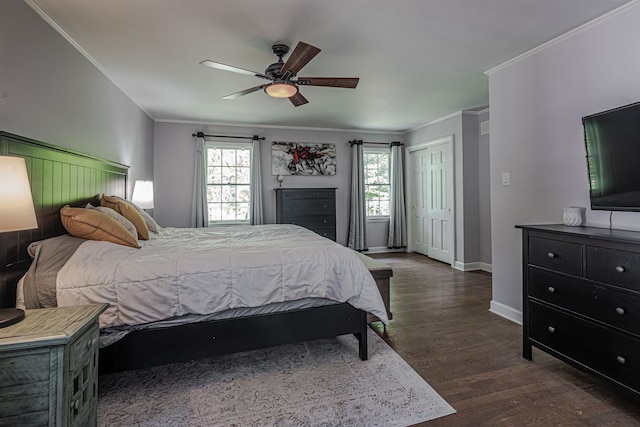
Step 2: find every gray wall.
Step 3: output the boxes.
[153,121,399,247]
[487,2,640,323]
[404,111,492,269]
[0,0,154,195]
[477,110,492,268]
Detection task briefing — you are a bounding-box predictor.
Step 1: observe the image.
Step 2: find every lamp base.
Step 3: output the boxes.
[0,308,25,328]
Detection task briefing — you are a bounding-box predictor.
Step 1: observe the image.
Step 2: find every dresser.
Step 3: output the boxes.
[275,188,337,241]
[518,224,640,398]
[0,304,107,426]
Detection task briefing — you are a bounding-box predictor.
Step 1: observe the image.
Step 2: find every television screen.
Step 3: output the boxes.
[583,101,640,212]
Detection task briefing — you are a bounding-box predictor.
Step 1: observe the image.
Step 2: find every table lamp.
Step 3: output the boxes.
[0,156,38,328]
[131,180,154,210]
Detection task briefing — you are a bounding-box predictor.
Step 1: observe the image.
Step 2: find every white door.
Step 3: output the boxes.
[410,139,454,264]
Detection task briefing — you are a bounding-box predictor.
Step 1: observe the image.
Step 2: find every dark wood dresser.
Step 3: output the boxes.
[275,188,336,241]
[517,224,640,398]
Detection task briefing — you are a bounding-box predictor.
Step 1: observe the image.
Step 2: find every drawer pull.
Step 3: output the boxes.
[615,265,625,273]
[547,326,556,333]
[547,286,556,293]
[616,307,626,315]
[616,356,626,365]
[323,219,327,223]
[547,252,556,258]
[86,338,96,349]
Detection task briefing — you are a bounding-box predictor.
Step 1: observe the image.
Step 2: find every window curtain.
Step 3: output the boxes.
[388,141,407,248]
[348,140,367,251]
[191,133,208,228]
[249,136,264,225]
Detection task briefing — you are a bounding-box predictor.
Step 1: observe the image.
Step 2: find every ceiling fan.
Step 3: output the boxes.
[200,41,359,107]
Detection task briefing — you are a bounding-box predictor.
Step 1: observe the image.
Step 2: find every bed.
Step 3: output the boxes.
[0,132,388,373]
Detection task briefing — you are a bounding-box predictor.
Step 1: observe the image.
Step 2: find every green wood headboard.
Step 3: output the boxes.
[0,131,129,306]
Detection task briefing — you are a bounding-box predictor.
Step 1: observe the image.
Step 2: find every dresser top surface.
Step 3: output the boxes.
[516,224,640,244]
[0,304,107,349]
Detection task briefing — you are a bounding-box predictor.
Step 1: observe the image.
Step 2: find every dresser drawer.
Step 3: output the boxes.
[280,198,335,216]
[281,214,335,229]
[529,267,640,336]
[529,237,582,275]
[310,228,336,241]
[70,324,99,372]
[280,189,334,200]
[586,246,640,292]
[529,302,640,392]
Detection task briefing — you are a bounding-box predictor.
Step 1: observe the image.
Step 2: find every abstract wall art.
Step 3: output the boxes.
[272,142,336,175]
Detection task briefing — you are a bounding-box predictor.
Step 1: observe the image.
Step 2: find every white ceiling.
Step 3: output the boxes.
[27,0,633,133]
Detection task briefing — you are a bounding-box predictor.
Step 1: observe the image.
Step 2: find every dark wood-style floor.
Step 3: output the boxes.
[368,252,640,426]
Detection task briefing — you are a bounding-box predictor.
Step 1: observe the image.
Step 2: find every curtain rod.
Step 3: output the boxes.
[349,140,403,146]
[192,131,265,141]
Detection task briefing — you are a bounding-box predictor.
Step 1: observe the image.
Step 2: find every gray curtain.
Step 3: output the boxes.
[250,136,264,225]
[388,141,407,248]
[348,140,367,251]
[191,133,208,227]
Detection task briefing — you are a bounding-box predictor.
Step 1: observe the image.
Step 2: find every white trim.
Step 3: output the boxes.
[158,118,404,135]
[367,216,390,223]
[405,135,453,153]
[485,0,640,75]
[405,111,461,134]
[453,261,492,273]
[24,0,155,121]
[365,246,407,254]
[489,300,522,325]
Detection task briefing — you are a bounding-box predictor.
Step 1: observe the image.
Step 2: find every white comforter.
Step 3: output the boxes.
[57,224,388,329]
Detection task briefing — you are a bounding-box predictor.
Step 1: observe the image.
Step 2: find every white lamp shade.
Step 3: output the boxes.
[131,180,154,209]
[0,156,38,232]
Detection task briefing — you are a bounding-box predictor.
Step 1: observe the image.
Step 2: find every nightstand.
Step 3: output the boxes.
[0,304,107,426]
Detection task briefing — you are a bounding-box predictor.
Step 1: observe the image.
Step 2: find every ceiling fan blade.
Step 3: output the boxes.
[279,42,321,78]
[200,60,271,80]
[289,92,309,107]
[222,85,267,99]
[297,77,359,89]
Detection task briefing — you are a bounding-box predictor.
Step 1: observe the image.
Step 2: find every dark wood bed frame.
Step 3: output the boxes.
[0,131,369,374]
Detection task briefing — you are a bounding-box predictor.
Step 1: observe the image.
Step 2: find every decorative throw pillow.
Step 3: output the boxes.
[112,195,161,233]
[100,195,150,240]
[90,206,138,239]
[60,206,140,248]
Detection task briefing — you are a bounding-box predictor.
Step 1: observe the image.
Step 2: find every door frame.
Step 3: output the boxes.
[405,135,456,267]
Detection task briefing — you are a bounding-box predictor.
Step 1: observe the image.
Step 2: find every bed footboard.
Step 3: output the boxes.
[99,303,368,374]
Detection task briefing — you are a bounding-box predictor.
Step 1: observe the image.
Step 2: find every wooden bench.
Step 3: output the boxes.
[353,252,393,323]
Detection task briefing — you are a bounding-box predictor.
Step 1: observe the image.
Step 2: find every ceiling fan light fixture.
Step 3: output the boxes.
[265,82,298,98]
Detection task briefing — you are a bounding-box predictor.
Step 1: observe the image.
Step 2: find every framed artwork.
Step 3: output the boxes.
[272,142,336,175]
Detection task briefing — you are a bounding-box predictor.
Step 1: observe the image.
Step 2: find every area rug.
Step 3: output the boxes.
[97,328,455,426]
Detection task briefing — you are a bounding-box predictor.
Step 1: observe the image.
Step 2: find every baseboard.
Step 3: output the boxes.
[366,247,407,254]
[453,261,492,273]
[489,300,522,325]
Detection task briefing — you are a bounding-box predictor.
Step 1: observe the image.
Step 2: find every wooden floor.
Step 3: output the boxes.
[368,252,640,426]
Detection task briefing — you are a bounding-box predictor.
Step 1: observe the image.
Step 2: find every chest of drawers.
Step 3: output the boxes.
[275,188,337,241]
[518,224,640,398]
[0,304,107,426]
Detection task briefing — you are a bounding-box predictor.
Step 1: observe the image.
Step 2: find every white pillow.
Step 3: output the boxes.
[112,195,161,233]
[87,205,138,239]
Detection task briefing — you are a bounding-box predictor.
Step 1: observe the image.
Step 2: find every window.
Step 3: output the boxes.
[205,142,252,224]
[364,148,390,217]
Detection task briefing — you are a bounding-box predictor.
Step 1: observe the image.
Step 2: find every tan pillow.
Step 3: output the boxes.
[100,195,150,240]
[92,206,138,239]
[60,206,140,248]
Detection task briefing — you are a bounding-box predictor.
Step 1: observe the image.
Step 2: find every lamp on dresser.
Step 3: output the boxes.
[0,156,38,327]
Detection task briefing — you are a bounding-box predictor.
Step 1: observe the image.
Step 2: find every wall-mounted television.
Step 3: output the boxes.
[582,101,640,212]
